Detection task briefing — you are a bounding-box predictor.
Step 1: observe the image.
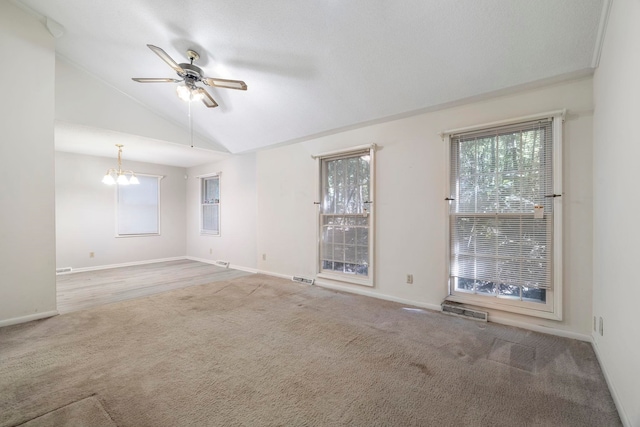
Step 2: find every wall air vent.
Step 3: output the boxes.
[292,276,314,285]
[56,267,73,274]
[214,260,230,268]
[441,301,488,322]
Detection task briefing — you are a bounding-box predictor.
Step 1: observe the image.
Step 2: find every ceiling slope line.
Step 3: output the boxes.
[54,119,229,154]
[9,0,44,21]
[9,0,65,38]
[591,0,613,69]
[54,120,232,168]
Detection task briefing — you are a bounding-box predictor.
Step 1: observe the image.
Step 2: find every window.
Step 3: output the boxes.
[201,175,220,235]
[446,113,563,319]
[117,175,161,236]
[316,145,375,286]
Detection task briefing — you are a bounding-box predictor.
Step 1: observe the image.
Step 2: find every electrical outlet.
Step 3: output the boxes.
[209,248,212,255]
[262,253,266,261]
[89,252,94,258]
[599,317,604,336]
[593,316,596,332]
[406,274,413,284]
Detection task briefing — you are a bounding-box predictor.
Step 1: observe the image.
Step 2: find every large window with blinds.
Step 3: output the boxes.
[317,145,375,286]
[447,114,563,318]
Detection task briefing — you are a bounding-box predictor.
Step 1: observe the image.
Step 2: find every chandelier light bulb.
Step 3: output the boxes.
[129,175,140,185]
[117,174,130,185]
[102,174,116,185]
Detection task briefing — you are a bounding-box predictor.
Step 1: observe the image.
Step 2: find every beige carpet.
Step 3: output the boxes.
[0,274,621,426]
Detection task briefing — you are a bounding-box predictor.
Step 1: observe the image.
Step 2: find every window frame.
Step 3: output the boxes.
[200,173,221,236]
[314,144,376,287]
[443,111,564,320]
[115,174,163,238]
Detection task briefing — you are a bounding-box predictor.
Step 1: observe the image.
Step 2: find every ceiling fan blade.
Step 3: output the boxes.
[203,77,248,91]
[132,78,182,83]
[197,88,219,108]
[147,44,185,74]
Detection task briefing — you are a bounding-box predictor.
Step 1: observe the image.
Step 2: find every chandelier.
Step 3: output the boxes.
[102,144,140,185]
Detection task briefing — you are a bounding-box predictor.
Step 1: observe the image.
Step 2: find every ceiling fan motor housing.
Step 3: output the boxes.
[179,63,203,81]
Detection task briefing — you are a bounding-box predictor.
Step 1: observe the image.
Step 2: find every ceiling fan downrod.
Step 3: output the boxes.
[186,49,199,64]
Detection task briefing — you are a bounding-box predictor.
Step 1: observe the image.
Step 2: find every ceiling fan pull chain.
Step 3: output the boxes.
[189,100,194,148]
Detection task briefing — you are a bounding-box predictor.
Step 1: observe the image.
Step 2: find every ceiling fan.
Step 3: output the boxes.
[132,44,247,108]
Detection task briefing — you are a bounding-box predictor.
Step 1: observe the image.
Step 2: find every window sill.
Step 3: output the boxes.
[317,272,373,288]
[200,232,220,237]
[115,233,160,238]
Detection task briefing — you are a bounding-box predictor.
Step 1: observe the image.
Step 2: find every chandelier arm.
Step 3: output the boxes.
[117,145,123,169]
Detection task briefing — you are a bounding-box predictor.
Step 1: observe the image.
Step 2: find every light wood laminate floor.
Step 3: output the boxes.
[56,260,253,314]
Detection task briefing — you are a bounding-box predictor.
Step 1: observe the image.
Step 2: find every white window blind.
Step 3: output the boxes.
[117,175,160,236]
[201,176,220,235]
[449,119,554,302]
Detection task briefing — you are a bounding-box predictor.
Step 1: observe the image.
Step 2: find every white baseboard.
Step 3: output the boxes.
[66,256,187,273]
[186,256,246,271]
[185,256,215,265]
[233,265,292,280]
[0,310,58,328]
[229,264,258,273]
[591,337,631,427]
[488,315,592,342]
[186,258,294,281]
[314,278,443,312]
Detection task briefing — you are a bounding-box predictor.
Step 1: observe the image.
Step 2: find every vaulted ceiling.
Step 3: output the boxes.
[16,0,607,166]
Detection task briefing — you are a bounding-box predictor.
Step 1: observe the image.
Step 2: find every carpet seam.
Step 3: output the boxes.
[12,393,99,427]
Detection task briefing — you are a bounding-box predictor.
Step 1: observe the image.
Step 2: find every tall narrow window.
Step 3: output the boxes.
[117,175,161,236]
[201,175,220,235]
[447,114,562,319]
[317,145,375,286]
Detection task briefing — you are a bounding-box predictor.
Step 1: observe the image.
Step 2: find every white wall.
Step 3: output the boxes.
[254,77,595,338]
[592,0,640,425]
[55,152,187,269]
[0,2,57,325]
[186,154,257,268]
[256,143,317,278]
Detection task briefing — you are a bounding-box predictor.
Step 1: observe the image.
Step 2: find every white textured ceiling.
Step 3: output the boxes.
[17,0,605,162]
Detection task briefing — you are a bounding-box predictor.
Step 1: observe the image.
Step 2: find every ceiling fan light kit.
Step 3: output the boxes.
[102,144,140,186]
[132,44,247,108]
[176,83,204,102]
